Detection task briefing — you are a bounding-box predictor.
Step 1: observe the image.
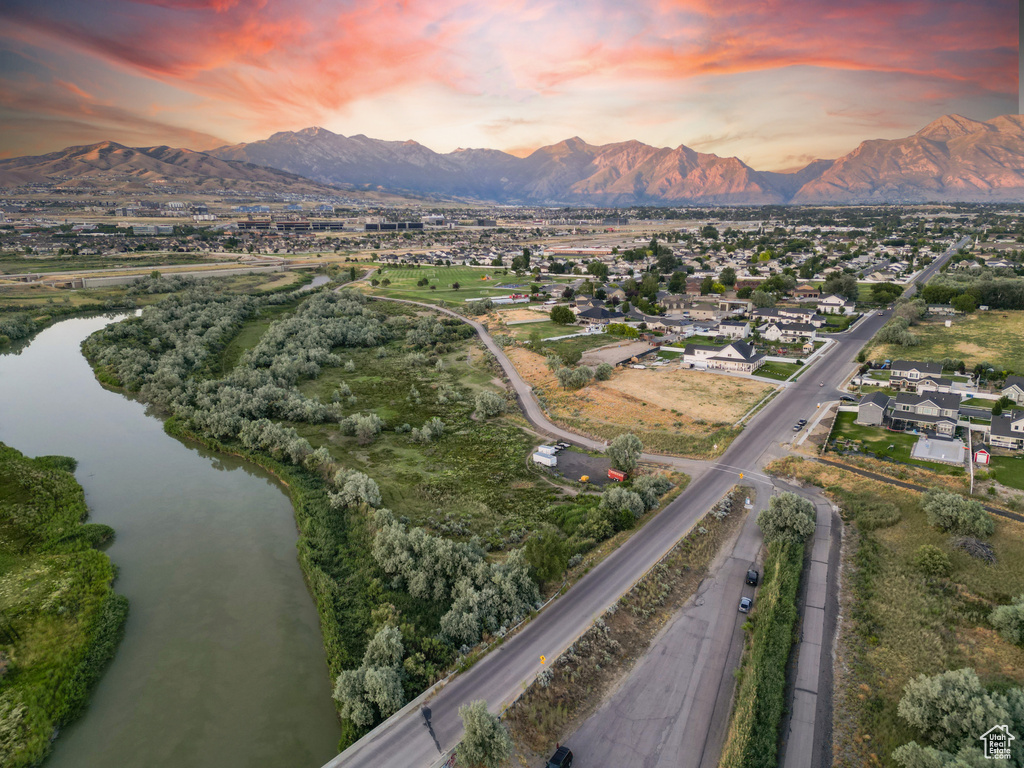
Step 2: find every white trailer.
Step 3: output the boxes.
[536,445,558,456]
[532,453,557,467]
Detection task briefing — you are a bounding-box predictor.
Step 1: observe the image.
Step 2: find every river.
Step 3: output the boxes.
[0,315,341,768]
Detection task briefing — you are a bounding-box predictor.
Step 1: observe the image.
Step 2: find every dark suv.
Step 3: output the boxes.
[547,745,573,768]
[746,569,759,586]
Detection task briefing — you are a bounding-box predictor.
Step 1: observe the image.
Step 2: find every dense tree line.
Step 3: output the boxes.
[921,273,1024,310]
[371,509,540,649]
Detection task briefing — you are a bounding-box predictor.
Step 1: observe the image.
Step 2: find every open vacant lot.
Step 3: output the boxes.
[509,347,774,457]
[868,310,1024,371]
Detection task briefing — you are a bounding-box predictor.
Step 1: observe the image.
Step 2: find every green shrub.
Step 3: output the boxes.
[923,490,994,538]
[990,595,1024,645]
[912,545,952,578]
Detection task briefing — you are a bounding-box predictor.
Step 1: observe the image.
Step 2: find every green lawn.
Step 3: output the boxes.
[959,397,995,409]
[757,361,802,381]
[657,350,682,359]
[989,455,1024,491]
[830,412,964,476]
[368,266,572,304]
[505,320,575,340]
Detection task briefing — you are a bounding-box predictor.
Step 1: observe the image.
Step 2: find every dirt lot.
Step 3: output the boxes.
[508,347,774,458]
[494,307,552,322]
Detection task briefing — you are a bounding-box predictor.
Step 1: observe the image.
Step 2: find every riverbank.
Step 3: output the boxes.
[0,442,128,768]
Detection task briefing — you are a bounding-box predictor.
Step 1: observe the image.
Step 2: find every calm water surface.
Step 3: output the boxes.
[0,315,340,768]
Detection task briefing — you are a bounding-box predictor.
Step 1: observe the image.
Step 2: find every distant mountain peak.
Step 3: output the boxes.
[916,114,989,142]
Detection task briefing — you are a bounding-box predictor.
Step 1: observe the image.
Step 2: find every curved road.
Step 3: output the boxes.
[327,238,967,768]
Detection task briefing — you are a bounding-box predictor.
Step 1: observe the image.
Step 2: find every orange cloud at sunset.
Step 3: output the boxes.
[0,0,1016,169]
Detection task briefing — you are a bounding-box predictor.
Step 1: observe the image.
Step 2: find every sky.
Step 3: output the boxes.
[0,0,1017,171]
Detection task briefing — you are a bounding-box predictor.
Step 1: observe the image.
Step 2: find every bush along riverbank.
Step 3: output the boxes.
[83,285,680,751]
[0,442,128,768]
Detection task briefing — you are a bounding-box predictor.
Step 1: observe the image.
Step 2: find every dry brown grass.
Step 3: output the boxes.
[868,310,1024,371]
[507,344,770,430]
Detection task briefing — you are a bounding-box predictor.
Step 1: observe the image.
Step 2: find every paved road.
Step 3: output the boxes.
[779,489,841,768]
[568,482,771,768]
[327,303,891,768]
[904,235,970,298]
[329,235,971,768]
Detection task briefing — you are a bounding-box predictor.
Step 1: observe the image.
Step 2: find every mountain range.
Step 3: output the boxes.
[5,114,1024,204]
[0,141,339,194]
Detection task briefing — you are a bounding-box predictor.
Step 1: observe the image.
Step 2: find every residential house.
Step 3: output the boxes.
[761,322,817,343]
[683,302,724,321]
[716,320,751,340]
[856,392,891,426]
[794,284,821,299]
[752,307,825,327]
[888,391,961,436]
[817,294,856,315]
[661,294,689,313]
[682,340,765,373]
[576,307,625,325]
[890,360,944,392]
[605,287,627,302]
[1001,375,1024,405]
[990,411,1024,450]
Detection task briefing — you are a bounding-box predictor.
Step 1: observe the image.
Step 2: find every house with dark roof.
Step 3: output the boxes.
[890,360,944,392]
[990,411,1024,450]
[1002,375,1024,405]
[682,340,765,373]
[576,306,625,324]
[761,322,817,343]
[888,391,961,436]
[856,392,891,426]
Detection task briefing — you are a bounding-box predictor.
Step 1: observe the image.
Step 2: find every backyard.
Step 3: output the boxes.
[867,310,1024,371]
[987,455,1024,492]
[829,411,966,476]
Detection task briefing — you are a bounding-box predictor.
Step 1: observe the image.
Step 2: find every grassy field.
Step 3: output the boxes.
[768,457,1024,768]
[830,411,966,476]
[366,266,570,303]
[867,310,1024,371]
[508,347,773,458]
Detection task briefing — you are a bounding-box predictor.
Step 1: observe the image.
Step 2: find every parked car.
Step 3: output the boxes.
[797,419,808,426]
[547,745,574,768]
[739,596,753,613]
[839,395,856,402]
[746,569,759,586]
[792,424,801,431]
